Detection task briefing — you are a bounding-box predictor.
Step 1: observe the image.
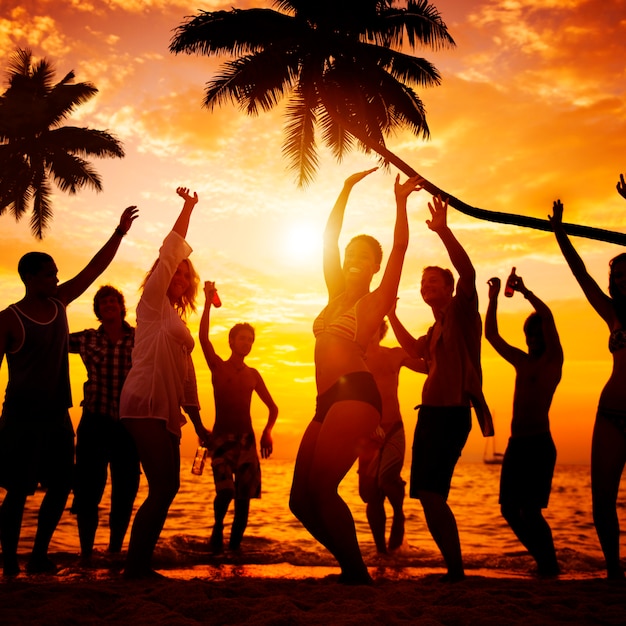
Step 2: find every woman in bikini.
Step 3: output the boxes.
[550,176,626,579]
[289,168,422,584]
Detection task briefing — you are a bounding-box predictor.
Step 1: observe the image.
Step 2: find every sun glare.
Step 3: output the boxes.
[283,222,321,264]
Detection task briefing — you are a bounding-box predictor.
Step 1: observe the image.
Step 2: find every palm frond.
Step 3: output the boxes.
[371,0,455,50]
[282,82,319,186]
[204,51,298,114]
[46,127,125,158]
[318,107,354,161]
[29,169,53,239]
[46,82,99,128]
[47,150,103,193]
[170,8,299,57]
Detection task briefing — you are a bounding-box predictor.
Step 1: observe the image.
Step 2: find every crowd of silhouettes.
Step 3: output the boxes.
[1,173,625,583]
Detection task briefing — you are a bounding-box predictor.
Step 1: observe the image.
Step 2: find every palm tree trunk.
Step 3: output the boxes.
[325,105,626,246]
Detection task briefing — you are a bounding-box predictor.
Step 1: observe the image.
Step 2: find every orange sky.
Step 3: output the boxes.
[1,1,625,464]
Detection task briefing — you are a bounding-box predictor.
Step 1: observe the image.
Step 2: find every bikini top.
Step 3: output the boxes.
[313,301,358,343]
[609,327,626,353]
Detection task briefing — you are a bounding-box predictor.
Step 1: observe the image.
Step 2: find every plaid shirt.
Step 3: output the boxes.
[69,322,135,420]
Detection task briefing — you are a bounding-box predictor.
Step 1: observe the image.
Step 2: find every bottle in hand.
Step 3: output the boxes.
[191,446,208,475]
[504,267,517,298]
[206,281,222,308]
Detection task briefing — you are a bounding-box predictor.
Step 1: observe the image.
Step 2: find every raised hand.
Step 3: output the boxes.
[117,206,139,235]
[394,174,424,203]
[617,174,626,200]
[426,194,449,232]
[548,199,564,228]
[344,168,378,188]
[513,275,528,295]
[176,186,198,206]
[487,277,501,300]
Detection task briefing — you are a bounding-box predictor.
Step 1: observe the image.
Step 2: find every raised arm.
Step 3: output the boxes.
[485,277,524,366]
[199,281,222,371]
[387,305,422,359]
[173,187,198,240]
[426,195,476,298]
[371,175,422,313]
[254,372,278,459]
[549,199,614,326]
[515,276,563,359]
[323,168,377,299]
[57,206,138,305]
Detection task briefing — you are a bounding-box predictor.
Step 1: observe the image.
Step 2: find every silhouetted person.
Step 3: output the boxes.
[550,180,626,580]
[289,169,422,585]
[120,187,210,579]
[358,318,425,554]
[69,285,139,562]
[486,274,562,577]
[0,206,138,576]
[199,283,278,553]
[389,194,493,582]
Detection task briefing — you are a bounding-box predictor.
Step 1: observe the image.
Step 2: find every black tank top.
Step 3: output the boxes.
[3,298,72,421]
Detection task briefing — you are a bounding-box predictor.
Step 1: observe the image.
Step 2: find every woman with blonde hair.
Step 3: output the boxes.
[120,187,210,579]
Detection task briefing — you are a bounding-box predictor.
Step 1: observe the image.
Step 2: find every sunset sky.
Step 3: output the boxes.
[1,0,625,464]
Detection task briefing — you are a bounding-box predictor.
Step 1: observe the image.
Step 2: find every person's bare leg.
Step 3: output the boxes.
[385,478,406,551]
[290,421,339,556]
[365,497,387,554]
[591,416,626,579]
[28,481,72,573]
[229,498,250,550]
[210,489,233,553]
[0,490,27,576]
[308,400,379,584]
[418,490,464,581]
[123,419,180,579]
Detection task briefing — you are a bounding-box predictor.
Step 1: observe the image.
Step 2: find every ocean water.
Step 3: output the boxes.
[8,458,626,579]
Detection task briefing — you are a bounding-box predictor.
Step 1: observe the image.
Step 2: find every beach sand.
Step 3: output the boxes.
[2,555,625,625]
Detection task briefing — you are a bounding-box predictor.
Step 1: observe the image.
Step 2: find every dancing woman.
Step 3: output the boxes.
[289,169,422,584]
[550,178,626,579]
[120,187,210,579]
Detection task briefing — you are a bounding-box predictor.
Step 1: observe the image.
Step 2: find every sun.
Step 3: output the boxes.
[283,222,322,264]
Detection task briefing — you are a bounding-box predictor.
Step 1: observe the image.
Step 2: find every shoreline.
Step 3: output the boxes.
[2,560,625,626]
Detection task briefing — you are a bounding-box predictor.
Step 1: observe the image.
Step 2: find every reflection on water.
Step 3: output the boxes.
[6,459,625,577]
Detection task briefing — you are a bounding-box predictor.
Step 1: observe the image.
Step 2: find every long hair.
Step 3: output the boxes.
[141,257,199,319]
[608,253,626,327]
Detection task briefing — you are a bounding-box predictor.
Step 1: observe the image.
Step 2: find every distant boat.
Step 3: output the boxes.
[483,438,504,465]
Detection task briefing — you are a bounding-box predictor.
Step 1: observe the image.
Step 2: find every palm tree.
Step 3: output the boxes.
[0,48,125,238]
[170,0,626,245]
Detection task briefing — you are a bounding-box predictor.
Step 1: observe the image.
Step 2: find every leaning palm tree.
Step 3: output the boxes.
[0,48,125,238]
[170,0,626,245]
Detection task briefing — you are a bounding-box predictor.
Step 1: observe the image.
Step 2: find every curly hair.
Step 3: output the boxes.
[93,285,126,321]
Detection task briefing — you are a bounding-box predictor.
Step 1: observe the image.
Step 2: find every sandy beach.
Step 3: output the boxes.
[2,563,625,625]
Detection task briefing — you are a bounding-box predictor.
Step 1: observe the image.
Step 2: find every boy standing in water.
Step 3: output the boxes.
[199,281,278,552]
[358,318,425,553]
[485,273,562,577]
